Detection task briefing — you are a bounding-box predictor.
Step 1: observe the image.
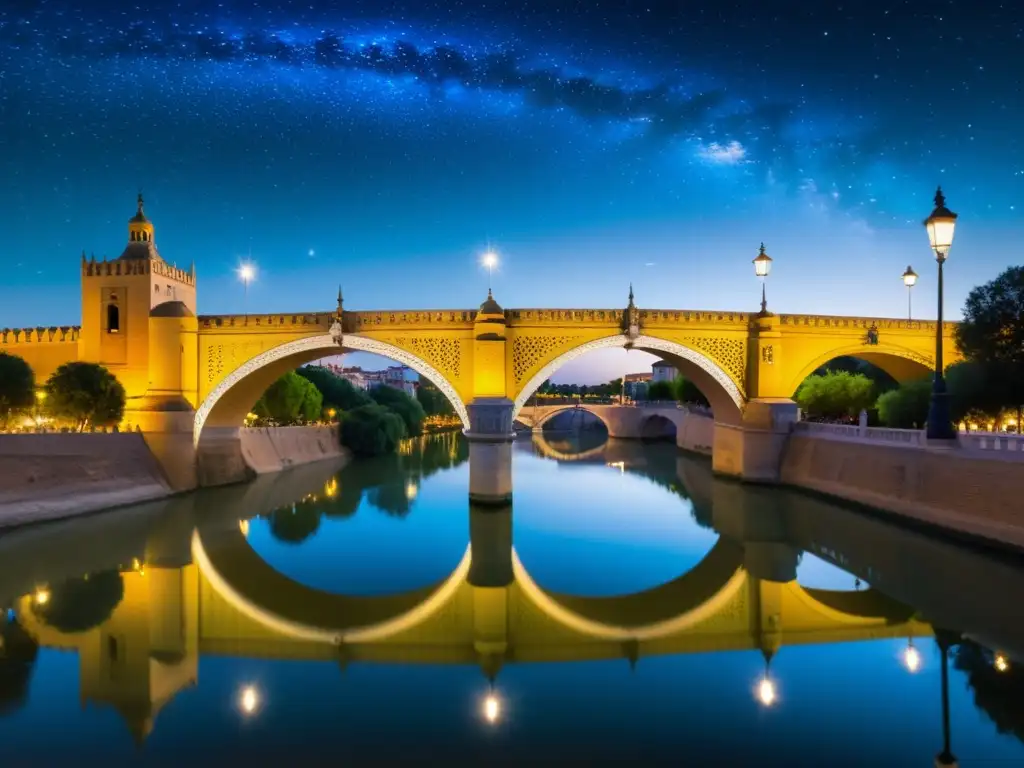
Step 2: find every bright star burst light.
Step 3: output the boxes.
[481,251,498,270]
[238,263,256,283]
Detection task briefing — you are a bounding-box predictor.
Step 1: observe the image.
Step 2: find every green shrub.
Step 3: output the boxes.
[340,404,406,456]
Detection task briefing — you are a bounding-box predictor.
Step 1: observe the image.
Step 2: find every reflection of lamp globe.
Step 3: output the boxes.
[994,654,1010,673]
[757,677,776,707]
[483,693,501,724]
[238,685,261,716]
[904,642,922,673]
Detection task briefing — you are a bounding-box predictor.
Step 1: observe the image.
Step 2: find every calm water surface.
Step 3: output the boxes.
[2,431,1024,766]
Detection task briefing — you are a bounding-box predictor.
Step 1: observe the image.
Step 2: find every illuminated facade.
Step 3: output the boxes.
[0,196,961,486]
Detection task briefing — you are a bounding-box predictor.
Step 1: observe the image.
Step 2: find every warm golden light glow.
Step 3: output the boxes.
[756,677,776,706]
[606,460,626,473]
[238,685,261,715]
[995,654,1010,673]
[924,187,957,258]
[326,408,337,419]
[903,643,921,673]
[239,520,250,537]
[33,588,50,606]
[324,478,339,498]
[483,693,501,724]
[752,243,772,278]
[406,481,418,500]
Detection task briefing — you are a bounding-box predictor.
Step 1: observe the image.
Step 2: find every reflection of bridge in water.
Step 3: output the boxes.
[4,444,1024,744]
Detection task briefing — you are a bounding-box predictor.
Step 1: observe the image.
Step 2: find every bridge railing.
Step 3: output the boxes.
[958,432,1024,454]
[792,421,928,446]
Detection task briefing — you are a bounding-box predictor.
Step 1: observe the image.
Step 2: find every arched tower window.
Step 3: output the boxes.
[107,303,120,333]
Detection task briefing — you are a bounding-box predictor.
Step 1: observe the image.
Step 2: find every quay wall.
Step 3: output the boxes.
[239,425,348,475]
[677,412,714,456]
[0,425,350,529]
[780,434,1024,550]
[0,433,172,529]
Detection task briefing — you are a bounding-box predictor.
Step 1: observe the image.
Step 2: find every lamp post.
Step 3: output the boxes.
[923,188,958,441]
[902,265,918,321]
[753,243,773,315]
[481,251,498,293]
[238,263,256,323]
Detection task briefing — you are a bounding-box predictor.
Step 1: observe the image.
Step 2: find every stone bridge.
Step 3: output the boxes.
[1,196,961,489]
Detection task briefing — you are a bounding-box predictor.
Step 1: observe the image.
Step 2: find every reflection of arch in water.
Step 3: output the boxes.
[191,526,472,644]
[791,584,916,625]
[512,538,748,641]
[530,433,608,463]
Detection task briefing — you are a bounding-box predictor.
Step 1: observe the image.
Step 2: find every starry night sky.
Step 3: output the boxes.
[1,0,1021,382]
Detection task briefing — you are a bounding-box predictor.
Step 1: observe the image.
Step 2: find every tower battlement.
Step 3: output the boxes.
[0,326,80,345]
[80,253,195,286]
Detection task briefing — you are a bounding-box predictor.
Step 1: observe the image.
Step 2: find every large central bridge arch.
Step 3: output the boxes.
[194,333,470,446]
[784,342,934,395]
[512,334,745,426]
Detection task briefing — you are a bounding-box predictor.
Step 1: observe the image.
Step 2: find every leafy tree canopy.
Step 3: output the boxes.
[297,366,372,411]
[340,403,406,456]
[646,380,674,401]
[31,571,125,634]
[254,371,322,424]
[795,371,876,420]
[416,381,454,416]
[876,379,932,428]
[0,353,35,428]
[43,362,125,431]
[369,384,425,436]
[956,266,1024,368]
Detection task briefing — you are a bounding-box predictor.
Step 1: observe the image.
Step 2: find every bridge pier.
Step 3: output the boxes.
[465,398,516,506]
[711,398,798,484]
[712,480,799,583]
[195,427,255,488]
[130,409,200,492]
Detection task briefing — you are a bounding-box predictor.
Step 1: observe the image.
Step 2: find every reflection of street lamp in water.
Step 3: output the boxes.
[483,692,501,724]
[903,639,921,673]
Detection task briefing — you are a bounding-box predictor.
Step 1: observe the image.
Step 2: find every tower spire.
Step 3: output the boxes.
[628,283,635,305]
[136,191,144,217]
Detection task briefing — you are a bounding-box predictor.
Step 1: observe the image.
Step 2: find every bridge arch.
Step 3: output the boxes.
[513,334,744,425]
[527,404,614,433]
[785,343,933,395]
[194,333,469,446]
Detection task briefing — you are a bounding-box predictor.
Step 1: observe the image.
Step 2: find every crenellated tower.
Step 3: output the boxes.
[79,194,198,415]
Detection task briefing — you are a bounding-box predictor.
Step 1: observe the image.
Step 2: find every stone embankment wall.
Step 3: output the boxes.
[0,425,349,529]
[780,435,1024,550]
[676,412,714,456]
[239,425,347,474]
[0,433,172,529]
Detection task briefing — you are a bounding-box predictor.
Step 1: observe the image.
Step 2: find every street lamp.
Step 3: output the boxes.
[481,251,499,293]
[753,243,773,315]
[238,262,256,322]
[923,188,958,441]
[902,265,918,321]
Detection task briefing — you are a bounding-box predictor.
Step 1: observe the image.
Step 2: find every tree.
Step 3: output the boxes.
[945,360,1005,425]
[43,362,125,431]
[416,381,454,416]
[876,379,932,428]
[0,353,35,429]
[955,268,1024,428]
[31,571,125,633]
[814,356,898,394]
[647,380,674,401]
[0,618,38,717]
[340,404,406,456]
[672,376,710,407]
[795,371,876,420]
[296,366,372,411]
[368,384,425,436]
[267,499,321,544]
[254,371,322,424]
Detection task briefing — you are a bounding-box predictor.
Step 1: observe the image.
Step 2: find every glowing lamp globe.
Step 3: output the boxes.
[902,266,918,288]
[753,243,772,278]
[924,187,957,259]
[481,251,498,270]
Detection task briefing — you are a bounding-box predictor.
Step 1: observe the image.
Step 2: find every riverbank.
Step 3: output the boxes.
[0,425,351,530]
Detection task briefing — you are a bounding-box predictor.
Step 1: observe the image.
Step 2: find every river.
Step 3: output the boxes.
[1,431,1023,766]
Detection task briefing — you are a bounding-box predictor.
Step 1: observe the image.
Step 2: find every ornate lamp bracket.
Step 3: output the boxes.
[330,285,345,347]
[622,283,642,343]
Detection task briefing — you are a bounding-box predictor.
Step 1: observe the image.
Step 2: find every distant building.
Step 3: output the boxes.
[623,372,651,400]
[320,363,418,396]
[651,361,676,383]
